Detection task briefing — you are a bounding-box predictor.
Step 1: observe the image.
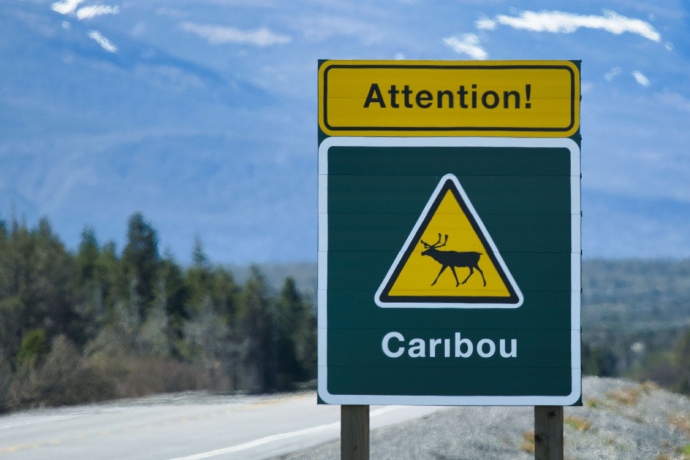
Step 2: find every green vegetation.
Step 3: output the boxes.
[0,214,316,412]
[582,258,690,394]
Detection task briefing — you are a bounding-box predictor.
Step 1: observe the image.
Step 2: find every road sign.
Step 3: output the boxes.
[318,60,581,406]
[375,173,523,308]
[319,60,579,137]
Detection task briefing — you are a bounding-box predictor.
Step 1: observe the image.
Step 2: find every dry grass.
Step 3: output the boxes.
[606,387,641,406]
[520,431,535,454]
[565,415,592,432]
[669,414,690,438]
[641,380,660,393]
[585,397,600,408]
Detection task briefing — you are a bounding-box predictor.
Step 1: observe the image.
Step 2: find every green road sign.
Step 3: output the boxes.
[318,61,581,406]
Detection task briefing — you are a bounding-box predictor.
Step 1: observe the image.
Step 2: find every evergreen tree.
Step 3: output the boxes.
[237,266,275,392]
[160,255,190,358]
[186,237,238,320]
[73,227,105,339]
[96,241,125,320]
[186,236,213,316]
[122,213,160,322]
[0,218,83,360]
[274,277,316,386]
[76,227,99,285]
[192,235,209,268]
[33,218,83,347]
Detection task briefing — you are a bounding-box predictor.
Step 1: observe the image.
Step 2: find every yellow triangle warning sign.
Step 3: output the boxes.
[375,174,523,309]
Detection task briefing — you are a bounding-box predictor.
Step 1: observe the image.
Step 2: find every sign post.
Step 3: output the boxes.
[318,60,581,458]
[535,406,564,460]
[341,405,369,460]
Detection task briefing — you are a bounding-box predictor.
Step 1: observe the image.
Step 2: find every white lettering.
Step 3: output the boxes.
[381,332,517,359]
[408,338,426,358]
[477,339,496,358]
[500,339,517,358]
[455,332,473,358]
[430,338,442,357]
[382,331,405,358]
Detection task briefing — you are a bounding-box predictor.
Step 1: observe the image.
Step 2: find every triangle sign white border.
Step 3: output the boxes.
[374,173,524,309]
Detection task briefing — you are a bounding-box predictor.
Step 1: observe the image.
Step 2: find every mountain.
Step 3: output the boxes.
[0,0,314,263]
[2,0,690,264]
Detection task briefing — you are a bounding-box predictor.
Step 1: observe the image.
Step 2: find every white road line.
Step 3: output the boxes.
[166,406,401,460]
[0,414,82,430]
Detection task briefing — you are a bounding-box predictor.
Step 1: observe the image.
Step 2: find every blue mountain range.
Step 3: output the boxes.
[2,0,689,262]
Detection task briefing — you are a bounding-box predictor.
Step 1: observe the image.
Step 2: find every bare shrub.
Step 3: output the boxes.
[606,387,640,405]
[85,315,228,399]
[113,356,211,397]
[8,336,115,409]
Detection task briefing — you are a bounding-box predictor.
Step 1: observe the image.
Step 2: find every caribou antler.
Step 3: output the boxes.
[421,233,448,249]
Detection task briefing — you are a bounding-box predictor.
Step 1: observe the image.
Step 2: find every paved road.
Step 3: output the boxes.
[0,392,443,459]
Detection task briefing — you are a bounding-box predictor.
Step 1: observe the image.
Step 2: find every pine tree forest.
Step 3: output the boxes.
[0,213,316,412]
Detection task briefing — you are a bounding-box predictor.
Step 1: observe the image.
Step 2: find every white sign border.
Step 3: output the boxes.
[318,136,581,406]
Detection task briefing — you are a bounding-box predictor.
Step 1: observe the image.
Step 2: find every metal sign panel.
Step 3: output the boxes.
[318,61,580,137]
[318,60,581,406]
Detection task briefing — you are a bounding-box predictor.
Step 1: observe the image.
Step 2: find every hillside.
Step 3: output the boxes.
[246,258,690,332]
[277,377,690,459]
[582,259,690,333]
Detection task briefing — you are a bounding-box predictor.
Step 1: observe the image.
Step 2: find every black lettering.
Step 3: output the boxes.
[388,85,400,108]
[365,83,527,111]
[457,86,469,108]
[482,90,499,109]
[437,90,453,108]
[416,90,433,108]
[402,85,413,108]
[503,90,520,108]
[363,83,386,108]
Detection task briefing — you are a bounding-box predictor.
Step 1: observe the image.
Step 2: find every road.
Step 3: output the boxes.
[0,392,444,459]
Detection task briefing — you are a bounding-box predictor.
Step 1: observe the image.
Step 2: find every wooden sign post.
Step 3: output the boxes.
[341,405,369,460]
[535,406,564,460]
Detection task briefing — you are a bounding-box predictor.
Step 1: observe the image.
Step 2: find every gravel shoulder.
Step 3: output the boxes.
[275,377,690,460]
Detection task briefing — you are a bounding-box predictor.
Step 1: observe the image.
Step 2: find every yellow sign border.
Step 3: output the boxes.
[318,60,580,138]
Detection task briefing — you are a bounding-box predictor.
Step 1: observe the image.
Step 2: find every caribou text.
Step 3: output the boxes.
[382,331,517,359]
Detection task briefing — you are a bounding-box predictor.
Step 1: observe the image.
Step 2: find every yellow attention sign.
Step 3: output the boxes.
[318,60,580,137]
[375,174,523,308]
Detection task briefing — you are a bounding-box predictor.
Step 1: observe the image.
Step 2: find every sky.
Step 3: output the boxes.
[1,0,690,263]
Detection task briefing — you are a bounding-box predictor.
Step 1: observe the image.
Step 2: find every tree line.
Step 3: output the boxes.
[581,258,690,395]
[0,213,316,411]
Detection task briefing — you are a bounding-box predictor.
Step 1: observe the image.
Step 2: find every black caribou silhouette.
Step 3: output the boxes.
[420,233,486,287]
